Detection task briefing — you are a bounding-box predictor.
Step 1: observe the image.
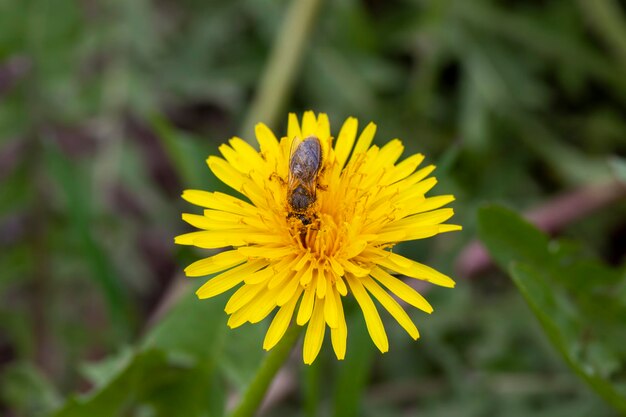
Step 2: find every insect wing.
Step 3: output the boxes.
[288,135,304,189]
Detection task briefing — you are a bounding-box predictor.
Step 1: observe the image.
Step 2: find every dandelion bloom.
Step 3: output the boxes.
[176,112,461,364]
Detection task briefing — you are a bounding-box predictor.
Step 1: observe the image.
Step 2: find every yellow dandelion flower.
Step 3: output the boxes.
[175,111,461,364]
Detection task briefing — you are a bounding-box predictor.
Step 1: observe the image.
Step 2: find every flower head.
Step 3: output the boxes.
[176,112,461,364]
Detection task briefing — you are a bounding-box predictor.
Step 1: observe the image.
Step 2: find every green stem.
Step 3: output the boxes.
[228,325,302,417]
[239,0,325,138]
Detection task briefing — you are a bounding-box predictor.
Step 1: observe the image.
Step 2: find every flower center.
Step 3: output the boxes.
[282,154,370,263]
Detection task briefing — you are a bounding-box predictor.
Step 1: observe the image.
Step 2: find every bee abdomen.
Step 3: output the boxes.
[289,185,315,211]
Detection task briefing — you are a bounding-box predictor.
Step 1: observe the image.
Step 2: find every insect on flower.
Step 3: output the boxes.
[287,135,323,226]
[176,111,461,364]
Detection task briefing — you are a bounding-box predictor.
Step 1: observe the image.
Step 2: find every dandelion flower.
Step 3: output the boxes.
[175,112,461,364]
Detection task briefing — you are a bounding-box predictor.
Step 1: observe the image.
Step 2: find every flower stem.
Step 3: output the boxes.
[228,325,302,417]
[239,0,324,138]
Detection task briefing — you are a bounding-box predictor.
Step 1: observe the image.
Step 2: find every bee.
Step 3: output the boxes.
[287,135,322,225]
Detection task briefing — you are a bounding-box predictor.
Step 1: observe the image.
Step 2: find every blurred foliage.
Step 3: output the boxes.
[51,286,266,417]
[0,0,625,416]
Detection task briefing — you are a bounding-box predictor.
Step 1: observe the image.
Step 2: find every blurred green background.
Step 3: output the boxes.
[1,0,625,416]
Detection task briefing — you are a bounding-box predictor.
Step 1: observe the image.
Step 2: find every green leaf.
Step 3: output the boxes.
[219,325,268,390]
[478,205,626,413]
[141,286,229,360]
[80,348,135,390]
[143,284,267,389]
[53,281,266,417]
[476,204,551,270]
[53,349,223,417]
[510,263,626,414]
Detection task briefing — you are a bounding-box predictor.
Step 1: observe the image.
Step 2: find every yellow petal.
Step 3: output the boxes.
[231,231,288,245]
[316,268,327,298]
[182,190,257,215]
[385,208,455,231]
[219,143,247,173]
[370,266,433,313]
[301,111,317,137]
[268,256,300,289]
[197,209,266,230]
[181,213,247,231]
[371,229,407,244]
[177,230,285,248]
[346,275,389,353]
[397,177,438,204]
[181,189,223,209]
[229,137,264,168]
[208,157,266,204]
[278,136,292,177]
[293,252,312,272]
[361,275,419,339]
[174,231,203,246]
[224,282,265,314]
[317,113,331,164]
[227,286,277,327]
[317,112,330,138]
[343,239,367,258]
[244,266,275,285]
[324,287,338,328]
[200,209,247,223]
[213,192,262,215]
[339,259,370,277]
[375,225,433,243]
[296,284,316,325]
[413,195,455,213]
[334,117,358,169]
[238,246,295,259]
[379,223,457,242]
[263,288,302,350]
[376,139,404,166]
[276,272,301,306]
[335,274,348,296]
[196,260,266,299]
[255,123,279,155]
[303,297,326,365]
[402,227,445,242]
[401,165,436,188]
[330,290,347,360]
[359,162,387,191]
[246,288,280,323]
[174,231,247,248]
[377,252,455,288]
[288,113,302,140]
[299,262,315,286]
[382,153,424,185]
[439,224,463,233]
[184,250,246,277]
[226,310,248,329]
[329,257,344,276]
[207,156,246,193]
[368,188,425,215]
[351,122,377,159]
